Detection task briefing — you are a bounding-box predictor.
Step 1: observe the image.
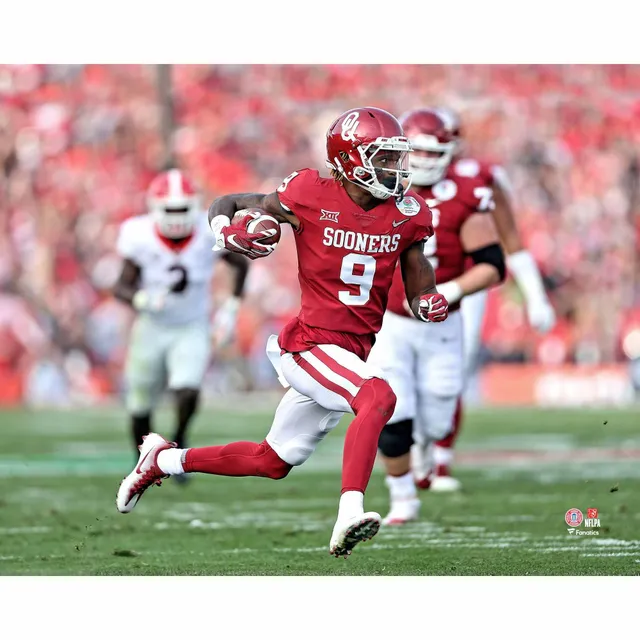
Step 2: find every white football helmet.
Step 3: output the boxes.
[147,169,201,238]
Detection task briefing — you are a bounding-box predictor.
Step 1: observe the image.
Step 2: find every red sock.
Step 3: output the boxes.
[436,397,463,450]
[342,377,397,494]
[183,440,292,479]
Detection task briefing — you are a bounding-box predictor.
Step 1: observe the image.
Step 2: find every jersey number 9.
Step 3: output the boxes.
[338,253,376,306]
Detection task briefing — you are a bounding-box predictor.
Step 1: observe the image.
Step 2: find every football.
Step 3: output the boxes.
[232,208,281,246]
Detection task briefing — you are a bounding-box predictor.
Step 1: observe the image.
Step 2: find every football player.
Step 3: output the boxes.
[416,106,557,491]
[368,109,506,524]
[113,169,248,482]
[116,107,450,558]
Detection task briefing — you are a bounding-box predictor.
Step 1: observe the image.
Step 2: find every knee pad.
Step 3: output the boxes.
[256,440,293,480]
[378,419,414,458]
[353,377,397,418]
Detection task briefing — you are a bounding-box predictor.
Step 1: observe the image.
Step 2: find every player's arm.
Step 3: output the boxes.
[208,192,299,228]
[489,178,522,255]
[113,258,141,307]
[491,172,556,333]
[220,252,249,298]
[437,213,506,306]
[400,242,448,323]
[208,192,299,259]
[211,252,249,348]
[113,259,167,313]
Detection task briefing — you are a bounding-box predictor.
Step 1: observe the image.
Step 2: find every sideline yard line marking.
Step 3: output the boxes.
[1,445,640,478]
[0,526,51,534]
[580,552,640,558]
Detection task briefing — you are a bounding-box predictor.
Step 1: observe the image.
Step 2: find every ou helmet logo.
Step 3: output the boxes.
[341,112,360,142]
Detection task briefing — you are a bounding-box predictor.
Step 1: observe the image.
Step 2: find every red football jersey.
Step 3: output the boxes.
[451,156,511,272]
[451,157,497,187]
[386,169,494,317]
[276,169,433,359]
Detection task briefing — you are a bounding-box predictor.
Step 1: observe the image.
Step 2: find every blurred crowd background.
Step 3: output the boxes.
[1,64,639,407]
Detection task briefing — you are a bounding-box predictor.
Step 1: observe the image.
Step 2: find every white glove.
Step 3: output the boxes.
[211,297,241,349]
[507,250,557,334]
[132,290,167,313]
[525,298,557,334]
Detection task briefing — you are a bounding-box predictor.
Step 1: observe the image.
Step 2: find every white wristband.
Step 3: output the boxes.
[437,280,463,305]
[209,215,231,251]
[506,249,548,305]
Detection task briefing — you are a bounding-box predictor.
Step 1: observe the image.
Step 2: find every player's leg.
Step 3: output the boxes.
[428,290,487,487]
[460,288,489,379]
[173,388,199,450]
[277,345,397,556]
[368,312,421,525]
[123,316,167,457]
[168,387,340,478]
[115,392,297,515]
[429,398,463,488]
[116,340,343,513]
[163,321,211,482]
[415,311,465,492]
[166,386,199,486]
[117,339,394,556]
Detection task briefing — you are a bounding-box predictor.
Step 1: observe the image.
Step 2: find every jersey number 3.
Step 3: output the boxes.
[168,265,189,293]
[338,253,376,306]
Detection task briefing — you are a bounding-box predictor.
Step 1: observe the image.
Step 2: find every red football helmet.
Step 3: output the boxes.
[399,109,457,186]
[434,107,462,143]
[326,107,412,200]
[147,169,201,238]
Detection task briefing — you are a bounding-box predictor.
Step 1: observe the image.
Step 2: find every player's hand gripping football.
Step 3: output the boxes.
[210,215,276,260]
[417,292,449,323]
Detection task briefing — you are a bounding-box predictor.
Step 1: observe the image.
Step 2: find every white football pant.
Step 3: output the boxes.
[264,335,386,466]
[124,315,211,414]
[367,310,464,444]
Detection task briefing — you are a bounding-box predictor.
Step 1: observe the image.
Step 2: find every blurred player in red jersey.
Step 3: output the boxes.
[415,106,556,493]
[116,107,449,557]
[113,169,248,483]
[368,109,506,523]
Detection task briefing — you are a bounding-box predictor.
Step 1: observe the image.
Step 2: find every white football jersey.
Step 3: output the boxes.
[116,212,218,325]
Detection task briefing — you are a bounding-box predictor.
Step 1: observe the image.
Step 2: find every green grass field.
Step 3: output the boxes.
[1,401,639,576]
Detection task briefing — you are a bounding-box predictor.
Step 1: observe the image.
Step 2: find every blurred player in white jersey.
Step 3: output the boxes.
[113,169,248,479]
[416,107,556,491]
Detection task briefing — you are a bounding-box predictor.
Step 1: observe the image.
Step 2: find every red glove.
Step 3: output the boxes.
[211,215,276,260]
[222,224,275,260]
[417,293,449,323]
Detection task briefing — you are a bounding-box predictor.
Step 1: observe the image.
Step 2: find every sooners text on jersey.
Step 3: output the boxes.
[276,169,433,359]
[116,213,217,325]
[387,168,494,316]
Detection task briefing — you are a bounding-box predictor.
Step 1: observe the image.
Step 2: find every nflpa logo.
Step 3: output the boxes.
[585,508,600,528]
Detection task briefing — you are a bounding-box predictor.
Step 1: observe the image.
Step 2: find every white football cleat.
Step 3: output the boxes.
[116,433,175,513]
[329,512,381,558]
[383,498,421,526]
[429,474,462,492]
